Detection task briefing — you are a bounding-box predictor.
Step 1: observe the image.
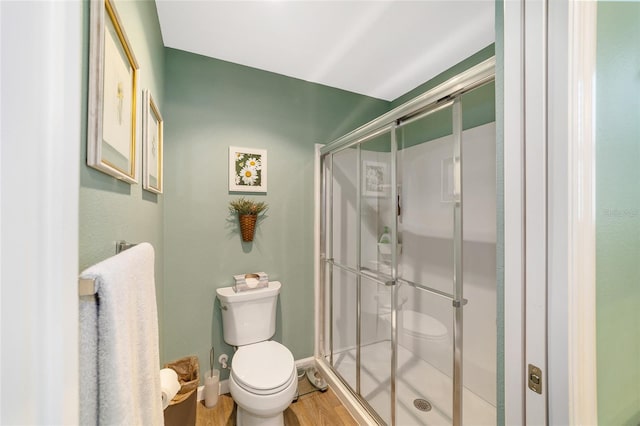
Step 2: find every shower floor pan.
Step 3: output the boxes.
[332,341,496,425]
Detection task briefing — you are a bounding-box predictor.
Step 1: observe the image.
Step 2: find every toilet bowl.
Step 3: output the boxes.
[398,310,452,375]
[229,341,297,426]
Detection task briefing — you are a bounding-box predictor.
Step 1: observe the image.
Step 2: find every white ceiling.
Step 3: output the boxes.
[155,1,495,101]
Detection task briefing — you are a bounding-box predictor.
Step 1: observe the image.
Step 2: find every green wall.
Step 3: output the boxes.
[77,0,495,384]
[162,48,389,378]
[596,2,640,424]
[79,0,166,352]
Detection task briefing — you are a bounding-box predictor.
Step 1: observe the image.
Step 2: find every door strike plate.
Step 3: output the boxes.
[528,364,542,394]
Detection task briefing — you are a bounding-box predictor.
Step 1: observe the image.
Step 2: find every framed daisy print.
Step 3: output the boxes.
[229,146,267,193]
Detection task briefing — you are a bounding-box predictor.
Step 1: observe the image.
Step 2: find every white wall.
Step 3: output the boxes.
[399,122,497,404]
[0,1,82,423]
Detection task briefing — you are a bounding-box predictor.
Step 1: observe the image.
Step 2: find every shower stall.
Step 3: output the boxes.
[317,58,497,425]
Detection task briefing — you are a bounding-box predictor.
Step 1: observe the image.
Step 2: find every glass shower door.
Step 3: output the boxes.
[327,128,397,424]
[325,101,467,425]
[359,131,395,424]
[328,145,358,391]
[319,59,496,426]
[395,102,460,425]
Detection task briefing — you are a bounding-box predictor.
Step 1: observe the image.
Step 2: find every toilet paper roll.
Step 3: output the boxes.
[160,368,180,410]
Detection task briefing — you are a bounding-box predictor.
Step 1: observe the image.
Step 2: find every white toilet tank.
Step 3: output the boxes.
[216,281,281,346]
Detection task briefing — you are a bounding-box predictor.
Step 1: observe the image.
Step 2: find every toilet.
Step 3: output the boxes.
[216,281,297,426]
[398,310,452,376]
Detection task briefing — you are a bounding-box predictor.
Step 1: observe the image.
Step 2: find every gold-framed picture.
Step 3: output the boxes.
[142,90,163,194]
[87,0,139,183]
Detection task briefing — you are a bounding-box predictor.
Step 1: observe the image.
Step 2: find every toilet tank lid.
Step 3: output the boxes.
[403,310,448,338]
[216,281,281,303]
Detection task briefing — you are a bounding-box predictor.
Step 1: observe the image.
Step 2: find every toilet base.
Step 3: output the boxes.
[237,406,284,426]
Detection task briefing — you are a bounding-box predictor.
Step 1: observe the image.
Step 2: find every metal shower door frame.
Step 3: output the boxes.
[317,58,495,426]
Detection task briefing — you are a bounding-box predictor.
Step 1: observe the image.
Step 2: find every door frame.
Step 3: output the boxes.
[551,1,598,424]
[502,0,599,424]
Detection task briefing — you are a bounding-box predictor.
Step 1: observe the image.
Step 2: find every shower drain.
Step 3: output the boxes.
[413,398,432,412]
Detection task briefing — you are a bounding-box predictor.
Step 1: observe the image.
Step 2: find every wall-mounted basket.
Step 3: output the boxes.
[229,197,267,243]
[239,214,257,242]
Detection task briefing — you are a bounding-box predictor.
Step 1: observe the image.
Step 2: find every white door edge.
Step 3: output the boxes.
[0,1,81,423]
[566,1,598,424]
[503,0,526,423]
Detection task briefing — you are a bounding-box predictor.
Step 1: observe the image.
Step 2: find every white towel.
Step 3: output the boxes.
[79,243,163,425]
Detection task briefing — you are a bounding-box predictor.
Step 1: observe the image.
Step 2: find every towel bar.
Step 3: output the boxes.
[78,240,139,296]
[78,278,96,296]
[116,240,137,254]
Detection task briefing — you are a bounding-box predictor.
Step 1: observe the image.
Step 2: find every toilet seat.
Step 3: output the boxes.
[402,310,448,340]
[231,341,295,396]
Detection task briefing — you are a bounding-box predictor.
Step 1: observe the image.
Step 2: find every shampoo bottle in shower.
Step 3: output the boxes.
[379,226,391,244]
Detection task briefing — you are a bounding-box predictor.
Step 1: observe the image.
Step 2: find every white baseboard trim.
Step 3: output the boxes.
[197,356,317,401]
[197,384,204,401]
[294,356,315,371]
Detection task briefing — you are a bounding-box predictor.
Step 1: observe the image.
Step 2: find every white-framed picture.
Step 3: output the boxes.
[229,146,267,193]
[87,0,139,183]
[363,160,389,197]
[142,90,163,194]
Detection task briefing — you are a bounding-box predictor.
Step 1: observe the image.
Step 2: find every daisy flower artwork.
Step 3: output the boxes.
[229,146,267,192]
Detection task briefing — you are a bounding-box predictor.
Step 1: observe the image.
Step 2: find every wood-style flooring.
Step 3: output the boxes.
[195,383,357,426]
